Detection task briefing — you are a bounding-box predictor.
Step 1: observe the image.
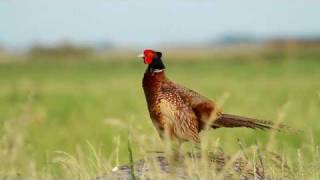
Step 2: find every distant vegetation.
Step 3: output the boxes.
[29,42,94,59]
[1,36,320,62]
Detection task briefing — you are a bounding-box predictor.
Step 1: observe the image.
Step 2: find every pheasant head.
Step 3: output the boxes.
[138,49,165,73]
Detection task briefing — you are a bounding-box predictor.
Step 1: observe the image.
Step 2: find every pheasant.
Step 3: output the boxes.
[139,49,283,144]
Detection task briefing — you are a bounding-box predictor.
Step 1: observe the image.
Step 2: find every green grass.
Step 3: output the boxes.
[0,51,320,179]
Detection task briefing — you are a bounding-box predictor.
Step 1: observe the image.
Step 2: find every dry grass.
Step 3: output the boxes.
[1,97,319,180]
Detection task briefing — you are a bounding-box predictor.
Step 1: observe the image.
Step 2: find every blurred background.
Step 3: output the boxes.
[0,0,320,178]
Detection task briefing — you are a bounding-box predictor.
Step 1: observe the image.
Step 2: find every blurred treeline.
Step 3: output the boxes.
[1,37,320,61]
[29,43,93,59]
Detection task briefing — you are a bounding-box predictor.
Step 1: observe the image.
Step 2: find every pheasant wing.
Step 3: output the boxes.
[173,83,223,127]
[159,84,201,142]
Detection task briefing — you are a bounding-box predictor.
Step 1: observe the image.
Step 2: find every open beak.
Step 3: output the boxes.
[137,54,144,58]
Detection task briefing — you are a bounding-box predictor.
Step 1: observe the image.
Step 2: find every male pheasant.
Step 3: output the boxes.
[139,49,281,143]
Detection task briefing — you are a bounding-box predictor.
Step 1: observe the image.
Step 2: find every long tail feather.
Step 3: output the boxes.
[214,113,287,131]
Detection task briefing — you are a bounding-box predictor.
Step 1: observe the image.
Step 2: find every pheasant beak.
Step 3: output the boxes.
[137,54,144,58]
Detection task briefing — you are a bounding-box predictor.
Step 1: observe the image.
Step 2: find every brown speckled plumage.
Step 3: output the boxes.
[143,71,206,143]
[140,49,282,144]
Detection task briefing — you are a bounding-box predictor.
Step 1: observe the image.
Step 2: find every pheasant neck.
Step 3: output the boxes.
[146,58,166,73]
[143,70,166,97]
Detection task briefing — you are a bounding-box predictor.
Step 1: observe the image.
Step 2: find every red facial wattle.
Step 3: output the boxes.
[143,49,155,64]
[144,56,153,64]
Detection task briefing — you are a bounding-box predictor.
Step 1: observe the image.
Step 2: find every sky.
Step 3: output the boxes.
[1,0,320,49]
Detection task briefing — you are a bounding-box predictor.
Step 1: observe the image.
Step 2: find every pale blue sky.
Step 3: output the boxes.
[1,0,320,49]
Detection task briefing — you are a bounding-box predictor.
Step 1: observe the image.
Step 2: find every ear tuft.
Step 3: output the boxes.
[156,52,162,58]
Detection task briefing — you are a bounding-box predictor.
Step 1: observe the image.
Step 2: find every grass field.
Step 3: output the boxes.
[0,49,320,179]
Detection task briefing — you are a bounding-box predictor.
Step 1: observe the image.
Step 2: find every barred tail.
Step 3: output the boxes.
[213,113,287,131]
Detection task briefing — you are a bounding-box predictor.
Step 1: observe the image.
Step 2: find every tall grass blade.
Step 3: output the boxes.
[127,139,136,180]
